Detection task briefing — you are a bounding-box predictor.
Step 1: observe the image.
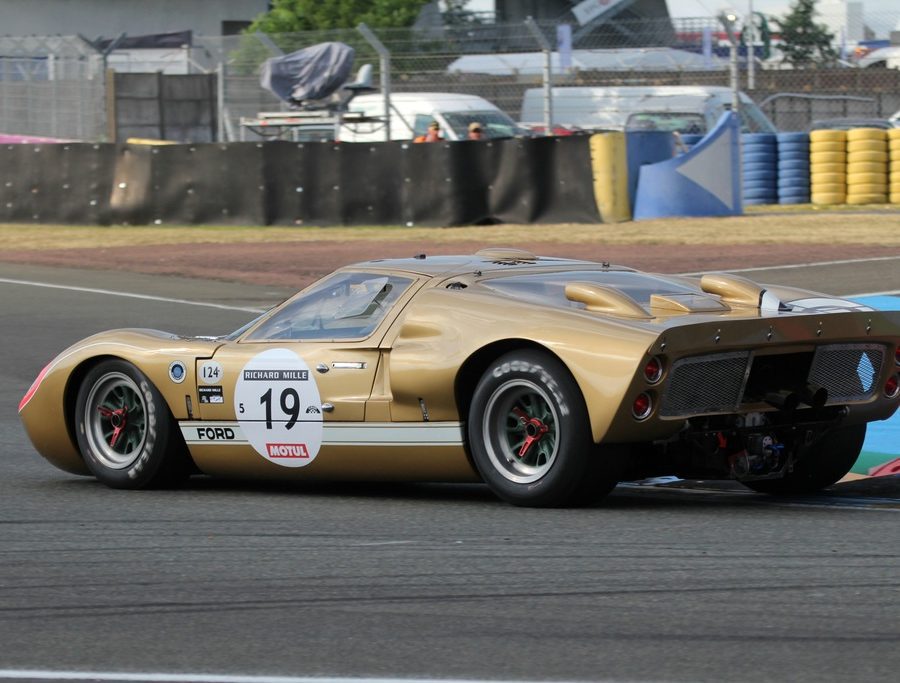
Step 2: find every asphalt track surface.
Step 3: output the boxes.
[2,259,900,683]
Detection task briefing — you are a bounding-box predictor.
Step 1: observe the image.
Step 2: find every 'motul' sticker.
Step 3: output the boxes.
[234,348,323,467]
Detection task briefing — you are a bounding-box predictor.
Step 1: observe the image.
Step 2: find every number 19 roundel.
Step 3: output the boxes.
[235,348,323,467]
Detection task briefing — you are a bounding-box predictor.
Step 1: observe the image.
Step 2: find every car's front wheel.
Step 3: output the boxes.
[75,359,188,489]
[468,350,619,507]
[741,423,866,496]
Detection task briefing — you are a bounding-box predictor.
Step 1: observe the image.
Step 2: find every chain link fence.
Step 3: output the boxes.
[203,12,900,139]
[0,36,107,140]
[2,12,899,141]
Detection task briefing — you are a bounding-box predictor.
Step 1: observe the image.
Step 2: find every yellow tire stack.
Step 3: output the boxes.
[890,128,900,205]
[846,128,888,205]
[810,129,846,205]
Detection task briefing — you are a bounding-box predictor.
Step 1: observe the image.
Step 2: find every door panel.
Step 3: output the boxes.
[196,343,380,422]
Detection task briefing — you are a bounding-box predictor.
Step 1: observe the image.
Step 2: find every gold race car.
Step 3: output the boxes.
[18,249,900,506]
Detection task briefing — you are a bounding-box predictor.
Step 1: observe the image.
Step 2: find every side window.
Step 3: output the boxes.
[625,112,706,134]
[412,114,434,138]
[244,272,413,341]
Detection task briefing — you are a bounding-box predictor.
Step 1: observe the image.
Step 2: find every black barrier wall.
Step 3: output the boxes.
[0,143,117,224]
[0,136,600,226]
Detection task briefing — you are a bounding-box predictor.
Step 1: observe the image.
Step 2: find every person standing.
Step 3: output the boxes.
[414,121,443,143]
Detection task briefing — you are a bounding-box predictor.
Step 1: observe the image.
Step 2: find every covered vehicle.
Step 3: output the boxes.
[260,42,356,107]
[19,250,900,507]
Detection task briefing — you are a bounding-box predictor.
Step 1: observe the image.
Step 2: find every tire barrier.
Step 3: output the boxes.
[623,131,674,217]
[633,112,742,219]
[810,129,846,205]
[742,132,777,205]
[810,162,846,175]
[777,132,810,205]
[592,131,634,223]
[846,128,887,205]
[848,161,888,175]
[890,129,900,205]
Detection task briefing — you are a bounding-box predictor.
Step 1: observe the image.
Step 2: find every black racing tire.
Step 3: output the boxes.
[75,359,189,489]
[467,350,619,507]
[741,424,866,496]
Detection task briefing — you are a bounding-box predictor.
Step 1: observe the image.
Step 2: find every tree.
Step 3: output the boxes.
[246,0,432,33]
[774,0,837,68]
[442,0,480,26]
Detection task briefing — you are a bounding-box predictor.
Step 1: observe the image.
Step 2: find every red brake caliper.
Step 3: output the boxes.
[512,406,549,458]
[98,405,128,448]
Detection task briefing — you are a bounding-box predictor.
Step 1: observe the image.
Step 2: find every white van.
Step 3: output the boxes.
[520,86,777,134]
[341,92,525,142]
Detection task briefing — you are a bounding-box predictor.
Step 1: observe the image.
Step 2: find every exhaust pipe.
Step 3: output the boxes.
[799,383,828,409]
[765,390,799,412]
[764,385,828,411]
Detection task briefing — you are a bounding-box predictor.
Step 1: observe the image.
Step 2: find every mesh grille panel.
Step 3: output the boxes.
[808,344,885,404]
[660,352,750,417]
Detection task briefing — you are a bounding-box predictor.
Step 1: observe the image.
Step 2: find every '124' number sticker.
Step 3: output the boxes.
[199,360,223,385]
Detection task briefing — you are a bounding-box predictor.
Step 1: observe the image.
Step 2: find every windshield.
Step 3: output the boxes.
[626,112,706,134]
[737,99,777,133]
[241,272,413,341]
[442,110,523,139]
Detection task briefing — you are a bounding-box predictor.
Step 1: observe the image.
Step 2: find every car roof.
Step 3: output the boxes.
[810,118,894,130]
[343,249,627,278]
[528,86,735,97]
[352,92,496,107]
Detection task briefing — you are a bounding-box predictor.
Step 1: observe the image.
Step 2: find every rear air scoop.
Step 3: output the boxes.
[565,282,651,319]
[699,273,764,307]
[700,273,786,312]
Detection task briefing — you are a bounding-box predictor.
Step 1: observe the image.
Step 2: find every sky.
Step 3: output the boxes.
[663,0,897,19]
[466,1,899,37]
[668,0,899,37]
[467,0,898,21]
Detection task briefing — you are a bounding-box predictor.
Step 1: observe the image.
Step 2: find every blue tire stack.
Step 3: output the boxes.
[776,132,811,204]
[742,133,778,205]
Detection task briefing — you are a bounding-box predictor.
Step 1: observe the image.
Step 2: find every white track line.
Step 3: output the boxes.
[0,673,605,683]
[679,254,900,276]
[847,289,900,298]
[0,277,265,313]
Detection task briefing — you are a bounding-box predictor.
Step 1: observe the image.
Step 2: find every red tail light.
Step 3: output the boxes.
[643,356,663,384]
[18,362,52,412]
[632,392,653,420]
[886,374,899,399]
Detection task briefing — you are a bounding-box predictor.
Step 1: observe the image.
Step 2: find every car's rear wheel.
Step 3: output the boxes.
[468,350,618,507]
[75,359,188,489]
[741,423,866,496]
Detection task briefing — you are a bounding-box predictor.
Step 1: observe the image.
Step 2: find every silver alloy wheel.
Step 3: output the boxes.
[83,371,148,469]
[481,378,560,484]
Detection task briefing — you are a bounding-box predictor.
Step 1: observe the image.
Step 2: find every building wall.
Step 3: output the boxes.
[820,0,865,44]
[0,0,269,38]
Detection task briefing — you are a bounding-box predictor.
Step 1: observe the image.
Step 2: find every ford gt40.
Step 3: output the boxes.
[18,249,900,506]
